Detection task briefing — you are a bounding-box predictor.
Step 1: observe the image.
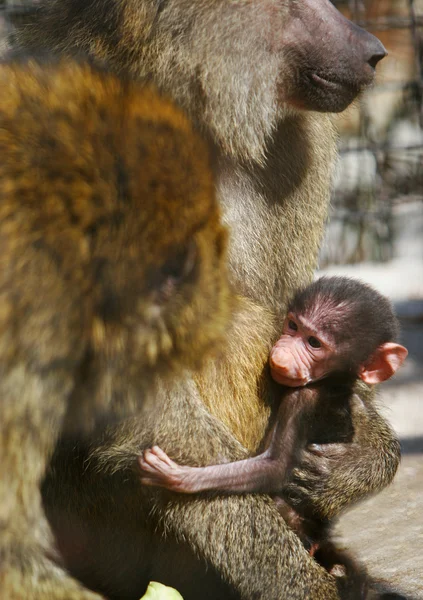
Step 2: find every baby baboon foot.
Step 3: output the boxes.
[138,446,185,490]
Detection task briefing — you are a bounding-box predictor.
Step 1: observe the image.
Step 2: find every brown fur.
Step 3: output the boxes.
[8,1,402,599]
[0,57,231,599]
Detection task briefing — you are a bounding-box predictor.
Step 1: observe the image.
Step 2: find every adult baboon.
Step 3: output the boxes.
[9,1,400,599]
[0,56,230,600]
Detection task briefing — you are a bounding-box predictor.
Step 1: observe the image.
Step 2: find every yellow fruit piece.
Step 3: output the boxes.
[141,581,184,599]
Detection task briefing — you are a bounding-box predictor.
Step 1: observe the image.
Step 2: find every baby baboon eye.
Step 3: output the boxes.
[308,336,321,349]
[288,320,298,331]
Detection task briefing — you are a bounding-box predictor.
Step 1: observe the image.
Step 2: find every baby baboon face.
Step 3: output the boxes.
[270,277,407,387]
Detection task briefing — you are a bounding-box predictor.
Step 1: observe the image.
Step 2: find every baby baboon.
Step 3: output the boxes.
[6,1,402,599]
[0,56,230,599]
[140,276,406,500]
[140,276,407,593]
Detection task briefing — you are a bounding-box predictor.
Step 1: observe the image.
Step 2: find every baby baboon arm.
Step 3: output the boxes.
[284,388,400,521]
[139,445,287,494]
[139,388,315,495]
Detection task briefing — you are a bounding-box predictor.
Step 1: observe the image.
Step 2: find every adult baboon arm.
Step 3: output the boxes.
[86,381,343,600]
[0,239,104,600]
[284,385,401,521]
[158,495,342,600]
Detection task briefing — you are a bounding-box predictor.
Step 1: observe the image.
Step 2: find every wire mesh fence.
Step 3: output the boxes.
[1,0,422,266]
[323,0,423,265]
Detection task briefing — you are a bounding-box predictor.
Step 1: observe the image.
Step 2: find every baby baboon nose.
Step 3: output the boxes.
[270,357,294,378]
[274,364,289,375]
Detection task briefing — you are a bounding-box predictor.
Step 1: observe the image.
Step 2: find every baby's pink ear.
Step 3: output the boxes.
[359,343,408,384]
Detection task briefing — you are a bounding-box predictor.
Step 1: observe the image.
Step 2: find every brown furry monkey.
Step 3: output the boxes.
[139,277,407,571]
[5,2,402,599]
[0,56,230,600]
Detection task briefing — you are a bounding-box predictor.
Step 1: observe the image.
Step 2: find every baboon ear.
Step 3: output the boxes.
[359,343,408,384]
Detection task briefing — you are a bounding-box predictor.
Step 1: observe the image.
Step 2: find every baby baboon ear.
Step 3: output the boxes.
[359,343,408,384]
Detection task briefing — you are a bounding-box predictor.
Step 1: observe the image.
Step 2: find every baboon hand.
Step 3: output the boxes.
[307,443,351,460]
[282,442,354,511]
[138,446,190,492]
[294,442,351,479]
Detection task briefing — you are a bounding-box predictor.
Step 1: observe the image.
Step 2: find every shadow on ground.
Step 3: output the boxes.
[370,579,422,600]
[400,436,423,454]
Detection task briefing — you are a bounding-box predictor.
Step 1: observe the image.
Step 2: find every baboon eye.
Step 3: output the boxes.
[308,336,321,349]
[161,240,197,283]
[153,241,197,303]
[288,320,298,331]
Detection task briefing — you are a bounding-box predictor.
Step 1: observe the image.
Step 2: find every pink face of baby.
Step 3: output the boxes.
[269,310,408,388]
[269,313,337,387]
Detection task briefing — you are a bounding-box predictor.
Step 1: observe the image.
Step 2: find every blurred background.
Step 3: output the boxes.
[322,0,422,268]
[0,1,422,597]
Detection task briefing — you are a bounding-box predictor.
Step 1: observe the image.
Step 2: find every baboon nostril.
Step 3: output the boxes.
[367,49,387,69]
[365,36,387,69]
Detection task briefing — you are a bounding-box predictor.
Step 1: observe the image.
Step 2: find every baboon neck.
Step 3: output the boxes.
[216,113,336,319]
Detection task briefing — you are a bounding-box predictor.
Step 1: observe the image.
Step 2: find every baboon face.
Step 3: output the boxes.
[270,276,407,388]
[272,0,387,113]
[129,0,386,158]
[13,0,386,161]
